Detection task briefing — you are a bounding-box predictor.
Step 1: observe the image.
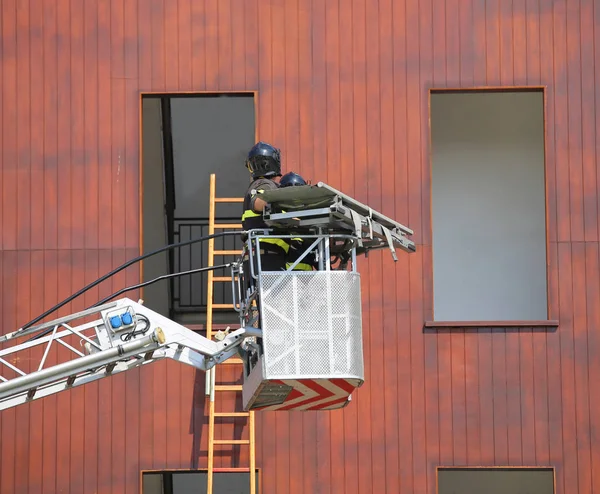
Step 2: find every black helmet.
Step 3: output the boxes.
[279,172,307,187]
[245,141,282,179]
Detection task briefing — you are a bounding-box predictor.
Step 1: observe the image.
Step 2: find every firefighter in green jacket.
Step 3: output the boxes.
[241,141,289,273]
[278,171,318,271]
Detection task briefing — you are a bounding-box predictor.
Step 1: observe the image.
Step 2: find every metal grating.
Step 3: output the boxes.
[259,271,364,379]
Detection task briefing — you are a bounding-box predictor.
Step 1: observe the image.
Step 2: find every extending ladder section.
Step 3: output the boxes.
[205,173,256,494]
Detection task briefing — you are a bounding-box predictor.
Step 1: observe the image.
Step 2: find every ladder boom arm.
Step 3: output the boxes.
[0,298,259,411]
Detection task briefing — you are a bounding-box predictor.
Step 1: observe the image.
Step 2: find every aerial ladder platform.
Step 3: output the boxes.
[0,180,415,488]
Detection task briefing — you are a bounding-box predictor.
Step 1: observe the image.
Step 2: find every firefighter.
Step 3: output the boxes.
[241,141,289,275]
[278,172,318,271]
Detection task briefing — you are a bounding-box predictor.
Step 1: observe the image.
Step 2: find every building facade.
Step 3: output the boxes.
[0,0,596,493]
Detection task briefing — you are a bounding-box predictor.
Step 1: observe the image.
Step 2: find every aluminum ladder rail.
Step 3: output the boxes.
[205,173,256,494]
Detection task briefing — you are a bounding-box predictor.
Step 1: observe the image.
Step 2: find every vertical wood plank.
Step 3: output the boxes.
[178,0,193,89]
[84,0,99,249]
[596,0,600,243]
[99,0,113,251]
[519,329,537,464]
[393,5,416,491]
[151,0,166,91]
[57,0,72,250]
[572,242,592,492]
[472,0,487,83]
[107,76,125,247]
[512,0,527,83]
[138,1,152,90]
[152,362,168,469]
[297,3,316,493]
[553,0,570,242]
[492,331,508,465]
[580,0,598,242]
[245,0,259,90]
[379,0,399,491]
[556,242,575,493]
[41,251,58,494]
[478,329,494,463]
[43,0,58,252]
[217,0,232,90]
[166,360,182,469]
[30,0,45,251]
[69,0,86,249]
[445,0,459,86]
[14,252,31,492]
[297,0,313,182]
[437,331,453,464]
[0,252,17,494]
[532,330,551,465]
[83,250,100,494]
[124,0,138,80]
[585,243,600,493]
[499,0,514,85]
[69,251,86,494]
[485,0,501,84]
[190,0,206,90]
[365,0,386,490]
[464,331,481,464]
[325,0,341,190]
[451,332,468,465]
[525,0,541,84]
[204,0,219,90]
[16,0,31,251]
[409,252,427,491]
[351,0,372,492]
[2,0,18,251]
[28,250,45,494]
[125,80,140,247]
[230,0,246,89]
[458,0,474,86]
[165,0,179,89]
[55,250,73,494]
[505,332,523,464]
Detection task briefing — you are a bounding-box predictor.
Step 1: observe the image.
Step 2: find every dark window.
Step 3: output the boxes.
[142,470,260,494]
[437,467,554,494]
[430,89,548,321]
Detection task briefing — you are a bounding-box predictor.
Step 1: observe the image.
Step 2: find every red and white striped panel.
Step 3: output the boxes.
[251,378,362,411]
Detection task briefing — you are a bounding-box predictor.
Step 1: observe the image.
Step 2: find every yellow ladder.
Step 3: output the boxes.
[205,173,256,494]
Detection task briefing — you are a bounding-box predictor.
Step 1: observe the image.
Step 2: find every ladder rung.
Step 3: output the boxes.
[213,439,250,445]
[211,303,235,309]
[213,276,237,282]
[222,358,244,364]
[214,412,250,417]
[215,385,243,391]
[213,223,242,229]
[214,197,244,203]
[213,250,242,256]
[212,467,253,473]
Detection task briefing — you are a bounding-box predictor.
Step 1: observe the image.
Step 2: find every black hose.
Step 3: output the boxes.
[27,263,234,343]
[18,231,241,332]
[91,263,231,307]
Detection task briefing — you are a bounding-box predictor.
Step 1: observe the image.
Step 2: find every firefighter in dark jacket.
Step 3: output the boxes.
[241,141,289,274]
[279,171,318,271]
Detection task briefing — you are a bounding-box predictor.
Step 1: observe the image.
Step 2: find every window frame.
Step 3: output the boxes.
[140,468,262,494]
[436,466,556,494]
[425,86,559,328]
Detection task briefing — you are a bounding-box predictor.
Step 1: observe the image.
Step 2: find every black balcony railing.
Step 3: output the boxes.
[170,217,244,315]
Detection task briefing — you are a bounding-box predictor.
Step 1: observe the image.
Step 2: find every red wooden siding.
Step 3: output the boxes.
[0,1,598,493]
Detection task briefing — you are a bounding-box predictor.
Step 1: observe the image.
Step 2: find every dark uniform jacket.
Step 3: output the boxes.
[241,178,289,254]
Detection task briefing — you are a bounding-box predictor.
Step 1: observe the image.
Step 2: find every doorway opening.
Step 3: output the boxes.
[140,92,256,323]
